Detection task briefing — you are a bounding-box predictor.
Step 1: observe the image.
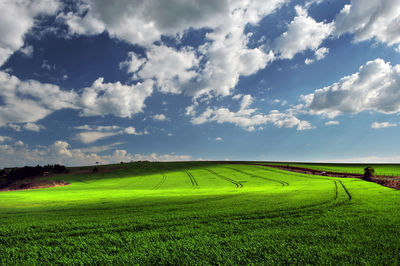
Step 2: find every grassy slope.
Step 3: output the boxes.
[256,162,400,176]
[0,162,399,264]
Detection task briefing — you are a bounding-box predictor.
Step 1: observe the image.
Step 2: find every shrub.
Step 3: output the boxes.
[363,167,375,180]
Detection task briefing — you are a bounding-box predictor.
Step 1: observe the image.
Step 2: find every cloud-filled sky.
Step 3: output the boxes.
[1,0,400,167]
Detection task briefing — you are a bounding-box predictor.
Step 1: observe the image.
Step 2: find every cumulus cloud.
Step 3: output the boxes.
[0,141,191,167]
[371,122,397,129]
[0,71,78,126]
[325,120,339,126]
[124,126,145,135]
[80,77,154,117]
[23,123,45,132]
[275,6,333,60]
[14,140,25,147]
[302,58,400,118]
[0,136,12,143]
[127,46,200,94]
[19,45,34,57]
[152,114,168,121]
[305,47,329,64]
[0,0,60,66]
[60,0,229,47]
[335,0,400,47]
[190,94,313,131]
[86,0,282,97]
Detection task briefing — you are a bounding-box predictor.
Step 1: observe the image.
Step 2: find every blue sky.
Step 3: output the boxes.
[1,0,400,167]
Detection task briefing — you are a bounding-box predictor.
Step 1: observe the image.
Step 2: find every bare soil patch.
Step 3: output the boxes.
[0,165,125,192]
[0,179,70,192]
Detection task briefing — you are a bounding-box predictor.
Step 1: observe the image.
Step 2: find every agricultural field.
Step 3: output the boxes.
[0,162,399,264]
[255,162,400,176]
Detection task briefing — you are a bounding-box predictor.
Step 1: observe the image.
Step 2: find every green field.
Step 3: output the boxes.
[255,161,400,176]
[0,162,399,264]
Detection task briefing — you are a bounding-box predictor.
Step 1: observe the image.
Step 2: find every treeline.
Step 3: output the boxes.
[0,164,68,187]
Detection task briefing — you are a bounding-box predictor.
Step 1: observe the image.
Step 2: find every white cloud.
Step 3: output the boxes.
[215,137,222,141]
[119,52,146,73]
[80,77,154,117]
[191,94,313,131]
[91,0,282,97]
[124,126,144,135]
[302,58,400,118]
[306,47,329,64]
[15,140,25,147]
[323,155,400,164]
[60,0,229,47]
[152,114,168,121]
[19,45,34,57]
[325,120,339,126]
[371,122,397,129]
[0,71,78,126]
[305,58,314,65]
[128,46,199,94]
[275,6,333,59]
[335,0,400,47]
[76,131,119,144]
[0,0,60,66]
[23,123,45,132]
[185,105,196,116]
[0,140,192,167]
[315,47,329,60]
[233,94,243,100]
[75,124,147,143]
[0,136,11,143]
[8,124,21,132]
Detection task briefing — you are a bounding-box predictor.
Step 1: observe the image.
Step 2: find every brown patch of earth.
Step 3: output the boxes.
[0,165,126,192]
[0,179,70,192]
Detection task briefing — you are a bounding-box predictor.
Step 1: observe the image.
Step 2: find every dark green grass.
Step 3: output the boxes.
[0,162,399,264]
[254,161,400,176]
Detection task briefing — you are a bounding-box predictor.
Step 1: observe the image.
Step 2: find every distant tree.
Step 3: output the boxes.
[363,167,375,180]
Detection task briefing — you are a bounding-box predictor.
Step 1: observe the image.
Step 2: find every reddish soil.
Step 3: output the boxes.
[0,165,125,192]
[253,163,400,190]
[0,179,70,192]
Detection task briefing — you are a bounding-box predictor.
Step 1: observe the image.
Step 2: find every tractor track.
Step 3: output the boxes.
[185,171,199,189]
[152,173,167,190]
[337,180,352,201]
[255,165,352,202]
[205,169,243,188]
[224,167,289,187]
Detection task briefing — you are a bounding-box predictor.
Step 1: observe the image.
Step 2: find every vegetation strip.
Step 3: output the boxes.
[185,171,199,189]
[204,169,243,188]
[225,166,289,187]
[152,174,167,190]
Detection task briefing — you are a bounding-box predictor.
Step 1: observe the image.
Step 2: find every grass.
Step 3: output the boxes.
[255,161,400,176]
[0,161,399,264]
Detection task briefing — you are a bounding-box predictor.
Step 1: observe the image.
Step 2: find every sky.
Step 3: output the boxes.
[1,0,400,167]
